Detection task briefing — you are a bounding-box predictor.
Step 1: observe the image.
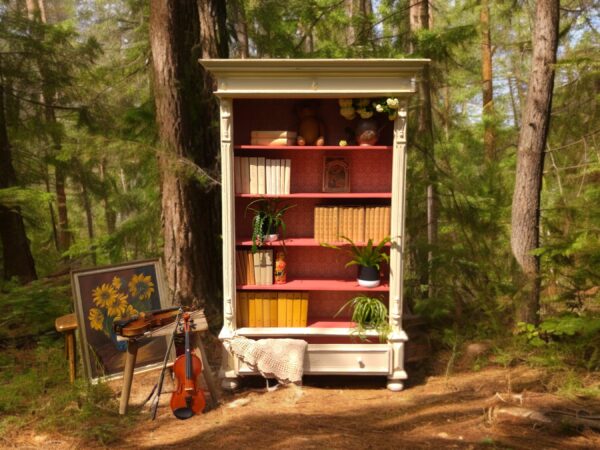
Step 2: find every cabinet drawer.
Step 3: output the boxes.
[304,344,389,375]
[236,343,390,376]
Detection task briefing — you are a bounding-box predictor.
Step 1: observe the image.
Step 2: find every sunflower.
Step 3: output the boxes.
[111,276,122,290]
[88,308,104,331]
[128,273,155,301]
[92,283,118,308]
[106,293,129,317]
[114,303,139,321]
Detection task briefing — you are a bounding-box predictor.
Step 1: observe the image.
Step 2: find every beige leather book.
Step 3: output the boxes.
[251,130,297,139]
[234,157,241,194]
[279,159,285,194]
[358,206,366,243]
[384,206,391,239]
[266,159,272,194]
[300,292,309,327]
[253,251,262,285]
[264,250,274,285]
[257,157,266,194]
[241,157,250,194]
[249,157,258,194]
[250,137,295,146]
[277,292,287,327]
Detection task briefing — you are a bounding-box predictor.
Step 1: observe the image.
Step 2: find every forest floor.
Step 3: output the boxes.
[10,362,600,450]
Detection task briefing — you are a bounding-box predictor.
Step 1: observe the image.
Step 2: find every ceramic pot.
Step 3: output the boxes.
[357,265,380,288]
[264,234,279,242]
[355,119,379,146]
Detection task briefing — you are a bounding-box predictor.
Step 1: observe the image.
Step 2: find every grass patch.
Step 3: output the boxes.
[0,338,139,445]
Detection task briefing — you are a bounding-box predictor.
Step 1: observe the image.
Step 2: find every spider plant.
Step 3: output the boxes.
[334,295,391,342]
[245,198,296,253]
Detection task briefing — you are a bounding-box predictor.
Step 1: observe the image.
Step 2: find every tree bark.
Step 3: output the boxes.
[409,0,437,298]
[0,82,37,283]
[480,0,495,160]
[150,1,223,310]
[230,0,249,58]
[511,0,559,324]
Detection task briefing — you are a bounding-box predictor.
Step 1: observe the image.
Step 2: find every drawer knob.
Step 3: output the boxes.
[357,357,365,368]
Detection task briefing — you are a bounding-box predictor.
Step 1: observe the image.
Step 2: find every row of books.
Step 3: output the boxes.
[314,206,391,243]
[236,249,273,286]
[234,157,291,195]
[237,291,309,328]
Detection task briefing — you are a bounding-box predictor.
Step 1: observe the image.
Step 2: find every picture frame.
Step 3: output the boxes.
[323,157,350,193]
[71,259,173,383]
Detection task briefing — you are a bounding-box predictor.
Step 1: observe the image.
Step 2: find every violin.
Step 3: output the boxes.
[113,306,181,337]
[170,312,205,419]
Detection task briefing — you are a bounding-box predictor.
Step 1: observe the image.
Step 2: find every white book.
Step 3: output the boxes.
[241,157,250,194]
[279,159,285,195]
[266,159,272,195]
[284,159,291,195]
[257,157,266,194]
[234,157,241,194]
[249,157,258,194]
[273,160,280,196]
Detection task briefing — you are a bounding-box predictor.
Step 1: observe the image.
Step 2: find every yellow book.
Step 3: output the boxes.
[365,207,372,242]
[292,292,302,327]
[333,207,340,242]
[300,292,309,327]
[286,292,294,327]
[269,292,278,327]
[237,292,248,327]
[248,292,256,327]
[255,293,263,327]
[246,251,255,285]
[313,207,320,241]
[262,292,270,327]
[377,206,384,242]
[277,292,286,327]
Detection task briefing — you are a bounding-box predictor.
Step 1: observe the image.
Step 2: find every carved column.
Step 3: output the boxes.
[387,101,409,391]
[217,98,239,390]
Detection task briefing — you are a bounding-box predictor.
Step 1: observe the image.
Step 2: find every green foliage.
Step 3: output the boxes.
[245,198,296,253]
[334,295,391,342]
[326,236,390,270]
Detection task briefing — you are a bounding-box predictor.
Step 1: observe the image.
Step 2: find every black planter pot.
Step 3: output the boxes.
[357,265,380,288]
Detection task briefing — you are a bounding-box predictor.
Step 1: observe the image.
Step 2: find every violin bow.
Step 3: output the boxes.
[150,306,184,420]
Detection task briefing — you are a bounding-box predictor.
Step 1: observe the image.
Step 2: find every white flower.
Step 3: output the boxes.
[386,98,399,109]
[358,109,373,119]
[375,104,384,113]
[339,140,348,146]
[338,99,353,107]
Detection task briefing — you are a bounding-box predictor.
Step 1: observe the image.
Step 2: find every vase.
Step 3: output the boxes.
[274,251,287,284]
[355,119,379,146]
[357,265,380,288]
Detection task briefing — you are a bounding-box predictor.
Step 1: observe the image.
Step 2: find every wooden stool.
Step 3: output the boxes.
[55,313,78,383]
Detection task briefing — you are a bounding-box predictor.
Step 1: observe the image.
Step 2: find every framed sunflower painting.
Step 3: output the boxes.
[71,259,172,382]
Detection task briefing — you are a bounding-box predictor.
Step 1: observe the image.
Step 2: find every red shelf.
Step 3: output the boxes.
[235,145,392,151]
[237,279,389,292]
[236,238,391,247]
[236,192,391,199]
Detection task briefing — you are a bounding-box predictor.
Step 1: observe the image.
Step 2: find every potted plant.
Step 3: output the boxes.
[334,295,391,342]
[245,198,296,253]
[327,236,390,287]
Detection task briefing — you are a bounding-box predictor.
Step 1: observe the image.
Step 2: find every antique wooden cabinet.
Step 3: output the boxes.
[201,59,427,391]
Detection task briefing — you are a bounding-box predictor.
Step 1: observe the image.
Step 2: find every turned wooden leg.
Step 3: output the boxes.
[119,339,138,415]
[66,330,76,383]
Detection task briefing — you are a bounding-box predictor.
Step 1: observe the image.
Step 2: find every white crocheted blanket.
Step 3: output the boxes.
[225,336,307,384]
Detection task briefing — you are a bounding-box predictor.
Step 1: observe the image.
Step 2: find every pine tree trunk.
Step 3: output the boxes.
[409,0,437,298]
[230,0,249,58]
[150,1,223,310]
[0,82,37,283]
[480,0,495,160]
[511,0,559,324]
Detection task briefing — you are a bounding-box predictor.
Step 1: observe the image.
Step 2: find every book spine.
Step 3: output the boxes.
[313,206,320,242]
[359,206,365,243]
[300,292,309,327]
[265,159,272,195]
[234,157,241,194]
[246,251,255,285]
[262,292,270,328]
[384,206,390,239]
[253,251,261,285]
[248,292,256,327]
[257,157,266,195]
[241,157,250,194]
[284,159,291,194]
[265,249,273,285]
[255,293,263,327]
[249,157,258,194]
[286,292,294,327]
[292,292,302,327]
[333,206,340,242]
[269,292,278,327]
[277,292,286,327]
